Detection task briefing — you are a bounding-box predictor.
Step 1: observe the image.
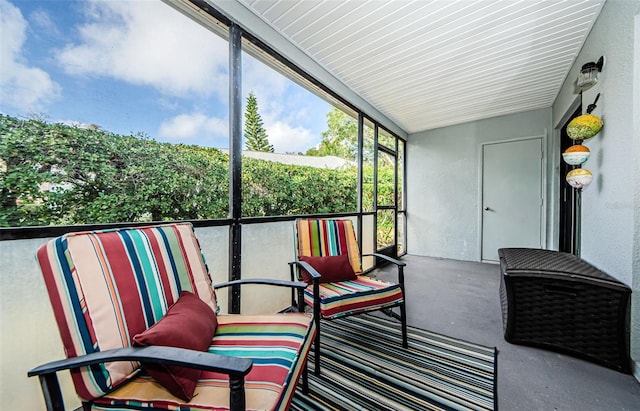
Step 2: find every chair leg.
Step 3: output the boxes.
[381,306,409,348]
[398,264,408,349]
[302,359,309,394]
[313,280,322,375]
[38,373,64,411]
[400,301,408,349]
[314,315,321,375]
[229,376,246,411]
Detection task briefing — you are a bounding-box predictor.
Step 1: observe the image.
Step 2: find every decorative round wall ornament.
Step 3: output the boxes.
[567,114,603,140]
[562,144,591,165]
[566,168,593,189]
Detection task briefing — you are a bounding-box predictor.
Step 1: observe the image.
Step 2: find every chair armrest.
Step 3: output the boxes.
[215,278,308,290]
[215,278,309,313]
[288,260,321,322]
[362,253,406,267]
[288,260,322,280]
[362,253,405,286]
[28,347,253,411]
[28,346,252,378]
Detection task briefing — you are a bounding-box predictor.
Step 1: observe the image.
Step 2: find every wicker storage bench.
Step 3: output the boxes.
[498,248,631,373]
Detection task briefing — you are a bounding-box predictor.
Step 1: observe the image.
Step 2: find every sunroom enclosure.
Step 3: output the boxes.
[1,0,639,410]
[3,3,406,311]
[0,2,406,409]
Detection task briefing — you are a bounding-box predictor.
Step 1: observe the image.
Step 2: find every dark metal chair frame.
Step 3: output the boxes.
[29,273,313,411]
[289,252,407,375]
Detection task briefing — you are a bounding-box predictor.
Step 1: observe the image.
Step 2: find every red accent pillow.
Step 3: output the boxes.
[132,291,217,401]
[299,254,357,284]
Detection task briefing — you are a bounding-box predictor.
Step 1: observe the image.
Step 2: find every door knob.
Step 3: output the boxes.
[484,206,491,211]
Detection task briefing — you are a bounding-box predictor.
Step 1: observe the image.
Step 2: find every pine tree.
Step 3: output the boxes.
[244,92,274,152]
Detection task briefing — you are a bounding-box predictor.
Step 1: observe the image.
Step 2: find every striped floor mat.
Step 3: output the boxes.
[292,314,497,411]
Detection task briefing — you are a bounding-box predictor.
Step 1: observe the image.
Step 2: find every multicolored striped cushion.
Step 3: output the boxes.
[303,277,404,319]
[91,314,315,411]
[295,219,404,319]
[295,218,362,274]
[36,223,218,401]
[37,222,315,410]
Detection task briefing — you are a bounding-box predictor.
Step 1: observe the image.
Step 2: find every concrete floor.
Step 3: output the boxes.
[375,254,640,411]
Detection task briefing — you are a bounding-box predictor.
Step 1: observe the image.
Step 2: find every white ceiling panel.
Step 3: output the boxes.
[238,0,605,134]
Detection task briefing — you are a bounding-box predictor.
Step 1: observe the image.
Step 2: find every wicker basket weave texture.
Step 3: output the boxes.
[499,247,623,285]
[498,248,631,373]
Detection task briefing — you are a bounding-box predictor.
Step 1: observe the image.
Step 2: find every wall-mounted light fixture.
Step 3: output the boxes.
[577,56,604,88]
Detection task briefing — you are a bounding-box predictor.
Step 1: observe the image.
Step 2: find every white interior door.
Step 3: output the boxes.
[481,138,543,262]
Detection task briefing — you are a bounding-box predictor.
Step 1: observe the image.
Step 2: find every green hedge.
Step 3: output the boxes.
[242,158,357,216]
[1,115,390,227]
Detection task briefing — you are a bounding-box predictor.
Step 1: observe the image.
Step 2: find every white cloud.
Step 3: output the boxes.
[240,57,329,152]
[251,87,323,153]
[58,119,93,129]
[265,120,316,154]
[0,0,60,113]
[55,0,228,100]
[30,8,58,33]
[158,113,228,146]
[36,1,326,152]
[242,55,288,100]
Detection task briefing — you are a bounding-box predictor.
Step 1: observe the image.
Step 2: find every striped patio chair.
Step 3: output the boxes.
[29,222,316,411]
[291,218,407,374]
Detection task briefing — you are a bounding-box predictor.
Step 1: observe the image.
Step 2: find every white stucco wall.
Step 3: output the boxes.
[634,9,640,384]
[407,0,639,378]
[406,108,552,261]
[553,0,638,288]
[551,1,639,377]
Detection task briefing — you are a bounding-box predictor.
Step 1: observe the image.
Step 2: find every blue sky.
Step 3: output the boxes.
[0,0,331,152]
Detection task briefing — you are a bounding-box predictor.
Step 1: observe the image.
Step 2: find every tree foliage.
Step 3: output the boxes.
[306,107,376,162]
[0,115,229,226]
[306,107,357,160]
[0,114,377,227]
[242,158,357,217]
[244,92,273,152]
